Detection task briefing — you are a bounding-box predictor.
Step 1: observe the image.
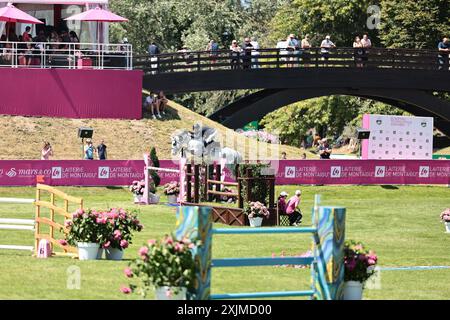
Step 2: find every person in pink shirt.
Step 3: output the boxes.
[286,190,303,226]
[41,141,53,160]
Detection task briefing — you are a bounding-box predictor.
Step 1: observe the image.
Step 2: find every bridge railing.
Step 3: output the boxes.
[134,47,446,74]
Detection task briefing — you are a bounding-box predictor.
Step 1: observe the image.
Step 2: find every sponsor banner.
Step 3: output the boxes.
[0,160,449,186]
[275,160,450,185]
[0,160,178,187]
[362,114,433,160]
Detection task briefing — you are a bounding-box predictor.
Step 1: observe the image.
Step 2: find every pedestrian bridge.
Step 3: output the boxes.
[135,47,450,136]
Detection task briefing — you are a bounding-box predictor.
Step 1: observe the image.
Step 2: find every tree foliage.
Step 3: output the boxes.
[260,97,407,147]
[379,0,450,48]
[268,0,381,47]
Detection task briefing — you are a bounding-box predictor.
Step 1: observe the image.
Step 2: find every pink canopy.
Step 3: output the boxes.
[64,7,128,23]
[0,4,44,24]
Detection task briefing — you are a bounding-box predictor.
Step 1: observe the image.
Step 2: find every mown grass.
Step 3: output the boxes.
[0,185,449,300]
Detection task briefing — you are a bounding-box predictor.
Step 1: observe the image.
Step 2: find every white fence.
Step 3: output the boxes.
[0,197,35,252]
[0,41,133,70]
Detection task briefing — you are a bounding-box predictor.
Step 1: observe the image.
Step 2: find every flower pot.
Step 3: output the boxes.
[149,193,160,204]
[343,281,363,300]
[134,194,144,204]
[155,287,187,300]
[167,194,178,204]
[77,242,100,261]
[97,248,104,259]
[249,217,263,228]
[105,247,124,261]
[445,222,450,233]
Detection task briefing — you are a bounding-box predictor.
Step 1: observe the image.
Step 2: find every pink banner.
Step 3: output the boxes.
[274,160,450,185]
[0,160,449,186]
[0,69,143,119]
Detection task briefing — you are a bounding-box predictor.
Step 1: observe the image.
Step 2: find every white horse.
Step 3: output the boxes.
[171,128,242,165]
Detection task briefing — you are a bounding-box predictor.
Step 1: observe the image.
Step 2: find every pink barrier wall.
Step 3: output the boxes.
[0,68,143,119]
[0,160,449,186]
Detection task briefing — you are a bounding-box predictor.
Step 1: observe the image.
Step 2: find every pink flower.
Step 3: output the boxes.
[120,240,129,249]
[165,236,174,245]
[188,243,195,249]
[147,239,156,245]
[120,286,132,294]
[58,239,68,246]
[368,258,377,266]
[124,267,133,278]
[96,217,107,224]
[139,246,148,257]
[64,220,72,228]
[174,243,184,252]
[102,241,111,249]
[165,289,173,298]
[113,230,122,240]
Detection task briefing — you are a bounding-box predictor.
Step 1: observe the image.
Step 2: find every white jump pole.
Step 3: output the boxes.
[143,153,150,205]
[178,156,187,203]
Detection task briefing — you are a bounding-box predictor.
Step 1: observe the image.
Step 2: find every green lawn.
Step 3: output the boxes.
[0,185,449,300]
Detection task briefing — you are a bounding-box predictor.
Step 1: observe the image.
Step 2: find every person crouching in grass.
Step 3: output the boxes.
[285,190,303,226]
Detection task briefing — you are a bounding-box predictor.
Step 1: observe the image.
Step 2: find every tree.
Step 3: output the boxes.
[268,0,381,47]
[379,0,450,49]
[260,96,406,147]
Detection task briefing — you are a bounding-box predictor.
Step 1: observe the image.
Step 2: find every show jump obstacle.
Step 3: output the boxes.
[175,198,346,300]
[35,184,83,257]
[0,184,83,256]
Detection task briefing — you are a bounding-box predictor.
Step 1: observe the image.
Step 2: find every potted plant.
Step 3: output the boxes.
[343,240,378,300]
[440,208,450,233]
[244,201,270,227]
[99,208,144,260]
[164,181,180,204]
[63,209,110,260]
[120,235,196,300]
[129,180,147,203]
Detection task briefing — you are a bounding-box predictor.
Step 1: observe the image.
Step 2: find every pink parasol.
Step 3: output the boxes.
[64,7,127,43]
[0,4,43,40]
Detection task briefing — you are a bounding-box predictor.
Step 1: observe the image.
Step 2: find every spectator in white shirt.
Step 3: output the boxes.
[250,36,260,69]
[320,35,336,62]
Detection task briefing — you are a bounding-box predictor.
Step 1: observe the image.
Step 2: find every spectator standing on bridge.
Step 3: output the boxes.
[286,190,303,226]
[148,42,160,74]
[438,37,450,70]
[230,40,242,69]
[41,142,53,160]
[286,34,299,68]
[301,35,312,67]
[206,40,219,67]
[250,37,260,69]
[241,37,254,69]
[320,35,336,63]
[353,36,364,68]
[361,34,372,66]
[97,140,107,160]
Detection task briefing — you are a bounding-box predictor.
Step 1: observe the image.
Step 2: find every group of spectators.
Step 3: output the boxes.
[40,139,108,160]
[1,26,80,66]
[147,34,450,70]
[144,91,168,120]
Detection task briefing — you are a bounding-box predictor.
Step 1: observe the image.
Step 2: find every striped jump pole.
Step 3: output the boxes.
[175,201,346,300]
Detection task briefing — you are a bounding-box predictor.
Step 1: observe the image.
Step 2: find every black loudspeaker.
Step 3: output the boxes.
[78,127,94,139]
[357,129,371,140]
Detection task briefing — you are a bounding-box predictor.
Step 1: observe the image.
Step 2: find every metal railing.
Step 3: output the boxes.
[0,41,133,70]
[134,47,449,74]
